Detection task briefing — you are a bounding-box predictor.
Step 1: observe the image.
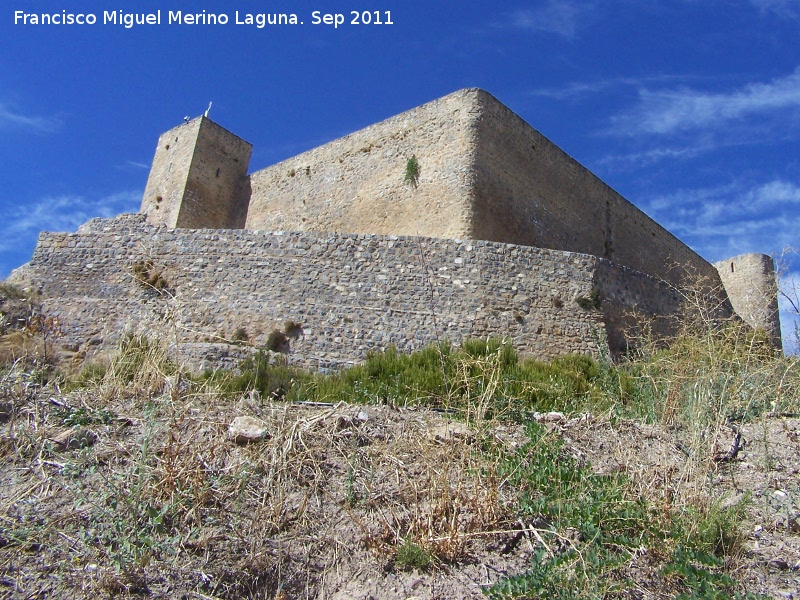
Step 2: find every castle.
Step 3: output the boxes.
[10,89,782,369]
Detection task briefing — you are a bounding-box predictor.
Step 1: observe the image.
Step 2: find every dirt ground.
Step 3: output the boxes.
[1,381,798,599]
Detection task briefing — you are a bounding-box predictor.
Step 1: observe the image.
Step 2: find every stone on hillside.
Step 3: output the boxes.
[429,421,475,444]
[532,411,566,423]
[50,427,97,450]
[0,298,32,333]
[229,416,269,445]
[335,410,370,431]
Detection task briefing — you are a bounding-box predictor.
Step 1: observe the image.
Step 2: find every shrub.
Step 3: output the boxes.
[229,350,305,400]
[265,329,289,353]
[404,155,420,187]
[132,259,168,292]
[395,539,433,571]
[0,282,26,301]
[575,287,602,310]
[283,321,303,337]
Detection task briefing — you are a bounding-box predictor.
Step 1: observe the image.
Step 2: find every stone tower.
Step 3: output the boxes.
[714,253,782,350]
[141,116,252,229]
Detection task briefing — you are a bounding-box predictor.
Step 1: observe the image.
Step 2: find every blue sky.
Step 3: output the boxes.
[2,0,798,348]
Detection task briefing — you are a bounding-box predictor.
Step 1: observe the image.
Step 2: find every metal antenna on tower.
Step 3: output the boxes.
[204,102,213,117]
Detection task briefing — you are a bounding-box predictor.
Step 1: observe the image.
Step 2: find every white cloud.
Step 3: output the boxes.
[608,67,800,136]
[525,74,696,101]
[0,103,61,134]
[503,1,590,38]
[0,191,141,257]
[595,144,703,170]
[113,161,151,172]
[641,179,800,261]
[749,0,800,19]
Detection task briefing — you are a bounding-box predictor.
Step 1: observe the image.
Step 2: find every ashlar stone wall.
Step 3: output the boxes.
[470,90,719,288]
[240,88,718,290]
[714,254,782,349]
[244,90,477,241]
[130,89,780,350]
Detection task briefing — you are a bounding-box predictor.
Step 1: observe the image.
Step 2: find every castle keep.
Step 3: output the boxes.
[11,89,782,369]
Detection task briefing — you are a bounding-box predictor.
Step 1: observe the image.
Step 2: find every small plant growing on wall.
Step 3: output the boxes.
[266,329,290,353]
[0,283,26,301]
[132,259,169,293]
[575,287,603,311]
[405,155,420,188]
[284,320,303,338]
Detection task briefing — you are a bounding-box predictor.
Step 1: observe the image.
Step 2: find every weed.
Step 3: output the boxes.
[487,421,760,598]
[395,539,433,571]
[73,362,107,387]
[266,329,289,353]
[283,320,303,337]
[55,405,116,427]
[345,457,358,507]
[575,287,602,311]
[405,155,420,188]
[663,547,765,599]
[681,497,749,558]
[227,350,306,400]
[0,282,26,300]
[65,333,180,401]
[132,259,169,293]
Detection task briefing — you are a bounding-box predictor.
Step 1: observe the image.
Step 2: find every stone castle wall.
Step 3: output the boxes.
[15,214,687,370]
[244,90,477,240]
[238,89,718,289]
[470,91,718,287]
[10,88,780,368]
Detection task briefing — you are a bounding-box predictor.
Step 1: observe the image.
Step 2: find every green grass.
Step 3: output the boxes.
[395,539,434,571]
[484,421,763,599]
[297,339,626,421]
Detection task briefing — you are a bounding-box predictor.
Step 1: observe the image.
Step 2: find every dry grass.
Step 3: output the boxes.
[619,262,798,512]
[0,336,530,598]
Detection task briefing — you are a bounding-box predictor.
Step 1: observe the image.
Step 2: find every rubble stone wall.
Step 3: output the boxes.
[13,214,690,370]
